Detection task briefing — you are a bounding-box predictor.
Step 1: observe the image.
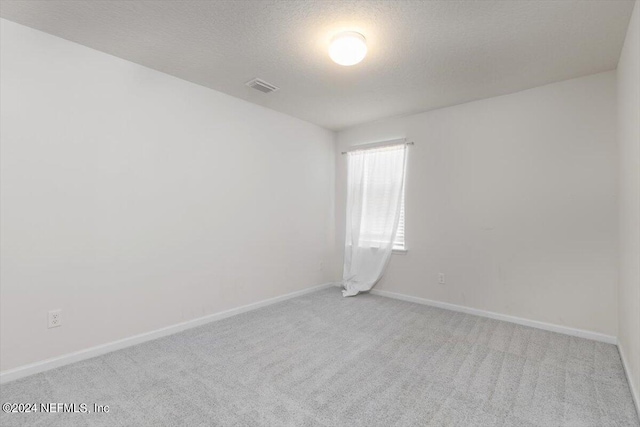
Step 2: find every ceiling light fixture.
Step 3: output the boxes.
[329,31,367,66]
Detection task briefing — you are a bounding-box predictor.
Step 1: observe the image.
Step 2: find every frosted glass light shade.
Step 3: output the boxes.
[329,32,367,66]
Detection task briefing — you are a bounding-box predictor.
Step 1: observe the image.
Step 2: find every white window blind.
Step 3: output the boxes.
[394,187,406,251]
[349,144,407,251]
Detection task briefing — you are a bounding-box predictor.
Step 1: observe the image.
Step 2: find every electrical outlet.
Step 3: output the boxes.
[438,273,446,284]
[48,309,62,328]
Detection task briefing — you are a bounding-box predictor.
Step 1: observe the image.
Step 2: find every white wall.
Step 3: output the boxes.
[336,72,619,336]
[617,0,640,409]
[0,19,335,372]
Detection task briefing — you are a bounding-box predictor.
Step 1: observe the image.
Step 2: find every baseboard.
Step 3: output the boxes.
[619,342,640,418]
[369,289,617,345]
[0,282,334,384]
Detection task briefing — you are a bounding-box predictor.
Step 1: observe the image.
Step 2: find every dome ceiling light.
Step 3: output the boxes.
[329,31,367,66]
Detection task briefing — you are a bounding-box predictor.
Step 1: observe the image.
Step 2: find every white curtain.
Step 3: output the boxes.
[342,144,407,297]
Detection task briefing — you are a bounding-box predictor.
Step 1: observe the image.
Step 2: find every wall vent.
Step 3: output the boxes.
[245,78,280,94]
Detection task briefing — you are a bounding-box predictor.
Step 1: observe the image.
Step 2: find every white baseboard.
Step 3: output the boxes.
[619,342,640,417]
[369,289,617,345]
[0,283,334,384]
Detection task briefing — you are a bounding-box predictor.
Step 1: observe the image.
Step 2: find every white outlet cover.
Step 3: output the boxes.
[48,309,62,328]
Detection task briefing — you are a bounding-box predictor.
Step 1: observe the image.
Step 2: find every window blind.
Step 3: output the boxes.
[348,144,407,251]
[394,188,405,250]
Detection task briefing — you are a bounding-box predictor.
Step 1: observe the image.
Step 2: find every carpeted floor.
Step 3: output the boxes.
[1,287,638,427]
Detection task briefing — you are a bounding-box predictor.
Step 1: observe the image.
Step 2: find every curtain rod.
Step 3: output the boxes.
[341,139,414,155]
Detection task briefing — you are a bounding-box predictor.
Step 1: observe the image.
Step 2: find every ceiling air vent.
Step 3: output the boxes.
[245,78,280,94]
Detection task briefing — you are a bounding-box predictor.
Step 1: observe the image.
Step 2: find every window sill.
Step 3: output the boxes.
[392,249,408,255]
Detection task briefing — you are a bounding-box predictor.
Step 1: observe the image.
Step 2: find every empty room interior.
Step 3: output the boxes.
[0,1,639,426]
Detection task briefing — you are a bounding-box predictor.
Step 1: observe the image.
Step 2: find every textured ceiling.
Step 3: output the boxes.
[0,0,635,130]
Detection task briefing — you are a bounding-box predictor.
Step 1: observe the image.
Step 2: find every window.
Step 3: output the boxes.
[347,144,407,252]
